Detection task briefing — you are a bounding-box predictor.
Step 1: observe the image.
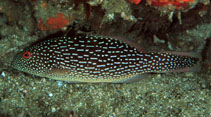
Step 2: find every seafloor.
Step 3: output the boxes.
[0,0,210,116]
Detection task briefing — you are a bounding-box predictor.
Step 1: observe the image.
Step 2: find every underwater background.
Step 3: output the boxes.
[0,0,210,116]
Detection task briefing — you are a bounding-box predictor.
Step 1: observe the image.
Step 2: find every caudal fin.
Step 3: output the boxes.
[163,51,201,72]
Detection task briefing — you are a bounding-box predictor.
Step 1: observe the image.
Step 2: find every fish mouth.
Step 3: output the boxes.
[11,58,19,70]
[11,54,22,70]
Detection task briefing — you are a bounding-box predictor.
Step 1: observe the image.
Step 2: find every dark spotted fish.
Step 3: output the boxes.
[11,34,200,83]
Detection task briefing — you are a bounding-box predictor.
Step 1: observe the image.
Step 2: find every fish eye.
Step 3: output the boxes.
[23,51,31,59]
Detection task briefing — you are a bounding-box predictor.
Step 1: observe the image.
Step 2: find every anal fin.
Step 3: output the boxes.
[113,74,149,83]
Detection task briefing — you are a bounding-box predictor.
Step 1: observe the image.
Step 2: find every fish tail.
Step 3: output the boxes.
[142,52,201,73]
[162,51,201,72]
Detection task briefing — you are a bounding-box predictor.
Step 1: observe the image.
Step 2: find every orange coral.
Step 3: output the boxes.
[38,13,69,31]
[149,0,195,9]
[41,2,48,10]
[128,0,142,4]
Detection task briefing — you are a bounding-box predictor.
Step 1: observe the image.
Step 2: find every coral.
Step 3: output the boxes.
[147,0,197,10]
[128,0,142,5]
[145,0,209,24]
[38,13,69,31]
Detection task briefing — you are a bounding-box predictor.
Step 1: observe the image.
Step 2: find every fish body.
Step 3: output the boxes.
[11,34,199,83]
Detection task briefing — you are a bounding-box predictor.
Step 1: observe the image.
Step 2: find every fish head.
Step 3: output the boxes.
[12,48,34,73]
[11,45,50,76]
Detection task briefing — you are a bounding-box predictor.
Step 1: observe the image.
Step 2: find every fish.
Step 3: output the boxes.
[11,34,200,83]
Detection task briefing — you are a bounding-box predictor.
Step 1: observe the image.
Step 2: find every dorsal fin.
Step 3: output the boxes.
[108,36,145,52]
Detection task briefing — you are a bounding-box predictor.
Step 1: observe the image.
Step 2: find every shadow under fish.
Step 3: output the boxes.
[11,34,201,83]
